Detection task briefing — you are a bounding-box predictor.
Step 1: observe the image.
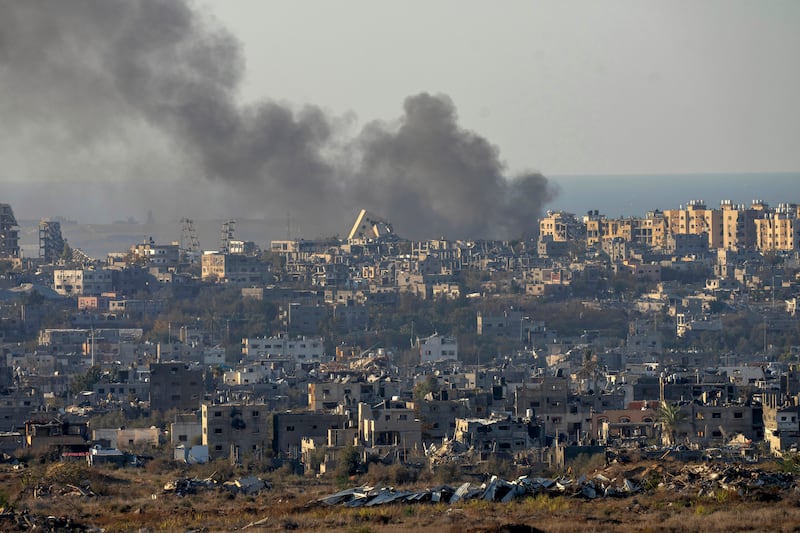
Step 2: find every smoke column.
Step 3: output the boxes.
[0,0,556,239]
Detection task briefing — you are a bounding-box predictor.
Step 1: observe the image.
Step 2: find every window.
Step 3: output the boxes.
[733,412,743,419]
[214,428,222,434]
[711,412,721,419]
[214,411,222,417]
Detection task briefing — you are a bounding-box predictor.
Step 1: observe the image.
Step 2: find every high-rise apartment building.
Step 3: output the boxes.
[755,204,800,252]
[0,204,20,259]
[39,219,65,263]
[719,200,761,251]
[664,200,724,249]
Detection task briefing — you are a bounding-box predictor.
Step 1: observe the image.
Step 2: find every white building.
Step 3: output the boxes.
[416,333,458,364]
[53,268,113,296]
[241,334,326,364]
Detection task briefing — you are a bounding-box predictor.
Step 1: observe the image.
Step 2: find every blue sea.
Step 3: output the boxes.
[547,172,800,218]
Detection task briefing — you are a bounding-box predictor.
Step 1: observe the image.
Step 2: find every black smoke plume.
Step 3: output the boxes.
[0,0,556,239]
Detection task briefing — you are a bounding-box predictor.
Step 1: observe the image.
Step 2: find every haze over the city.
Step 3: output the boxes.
[2,1,799,237]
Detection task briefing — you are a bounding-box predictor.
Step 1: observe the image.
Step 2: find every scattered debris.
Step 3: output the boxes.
[163,477,218,497]
[317,461,798,507]
[34,481,96,499]
[241,516,270,530]
[222,476,271,496]
[0,509,96,532]
[425,438,469,467]
[163,475,272,497]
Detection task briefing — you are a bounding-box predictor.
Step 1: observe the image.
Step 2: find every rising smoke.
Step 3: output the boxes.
[0,0,556,240]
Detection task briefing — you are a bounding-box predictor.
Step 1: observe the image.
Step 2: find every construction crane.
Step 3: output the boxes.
[180,218,201,264]
[220,219,236,254]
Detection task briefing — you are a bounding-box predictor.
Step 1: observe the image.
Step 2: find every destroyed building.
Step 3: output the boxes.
[201,403,271,460]
[454,415,543,454]
[38,219,65,263]
[0,204,20,260]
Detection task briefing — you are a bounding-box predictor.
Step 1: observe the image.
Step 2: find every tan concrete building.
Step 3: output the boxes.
[664,200,723,249]
[720,200,760,251]
[53,268,113,296]
[755,205,800,252]
[201,252,267,284]
[539,211,579,242]
[357,400,421,454]
[202,403,271,459]
[584,211,666,249]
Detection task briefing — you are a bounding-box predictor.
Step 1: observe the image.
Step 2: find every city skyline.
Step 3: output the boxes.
[7,177,799,260]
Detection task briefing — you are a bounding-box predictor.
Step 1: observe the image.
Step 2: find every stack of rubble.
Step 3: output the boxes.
[0,509,93,532]
[318,461,798,507]
[163,475,272,497]
[425,438,469,467]
[222,476,271,496]
[163,477,218,497]
[33,481,96,499]
[659,463,795,498]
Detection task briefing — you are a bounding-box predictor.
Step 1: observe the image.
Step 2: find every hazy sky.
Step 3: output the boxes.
[1,0,798,234]
[207,0,800,176]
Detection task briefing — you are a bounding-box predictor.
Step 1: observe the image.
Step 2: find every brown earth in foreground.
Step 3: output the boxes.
[1,458,799,532]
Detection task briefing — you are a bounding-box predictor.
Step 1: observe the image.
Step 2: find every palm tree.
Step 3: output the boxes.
[657,402,686,446]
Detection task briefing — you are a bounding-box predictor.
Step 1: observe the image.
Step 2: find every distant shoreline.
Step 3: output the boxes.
[9,171,799,258]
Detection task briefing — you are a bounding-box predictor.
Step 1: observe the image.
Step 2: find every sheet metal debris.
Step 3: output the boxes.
[316,461,797,507]
[223,476,271,495]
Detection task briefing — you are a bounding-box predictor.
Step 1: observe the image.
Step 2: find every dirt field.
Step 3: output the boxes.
[2,458,800,532]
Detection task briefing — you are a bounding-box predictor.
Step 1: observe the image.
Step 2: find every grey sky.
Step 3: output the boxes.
[1,0,798,235]
[208,0,800,175]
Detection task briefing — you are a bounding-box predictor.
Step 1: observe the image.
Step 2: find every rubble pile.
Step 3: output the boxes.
[163,477,218,497]
[426,439,469,468]
[222,475,271,496]
[318,462,798,507]
[0,509,94,532]
[33,481,96,499]
[660,463,796,498]
[164,475,271,497]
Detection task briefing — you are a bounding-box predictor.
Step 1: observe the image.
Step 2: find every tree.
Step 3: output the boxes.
[335,445,360,480]
[70,365,103,396]
[657,402,686,446]
[577,348,599,393]
[413,375,439,401]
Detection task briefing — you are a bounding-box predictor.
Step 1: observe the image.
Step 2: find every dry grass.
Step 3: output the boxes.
[2,460,800,532]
